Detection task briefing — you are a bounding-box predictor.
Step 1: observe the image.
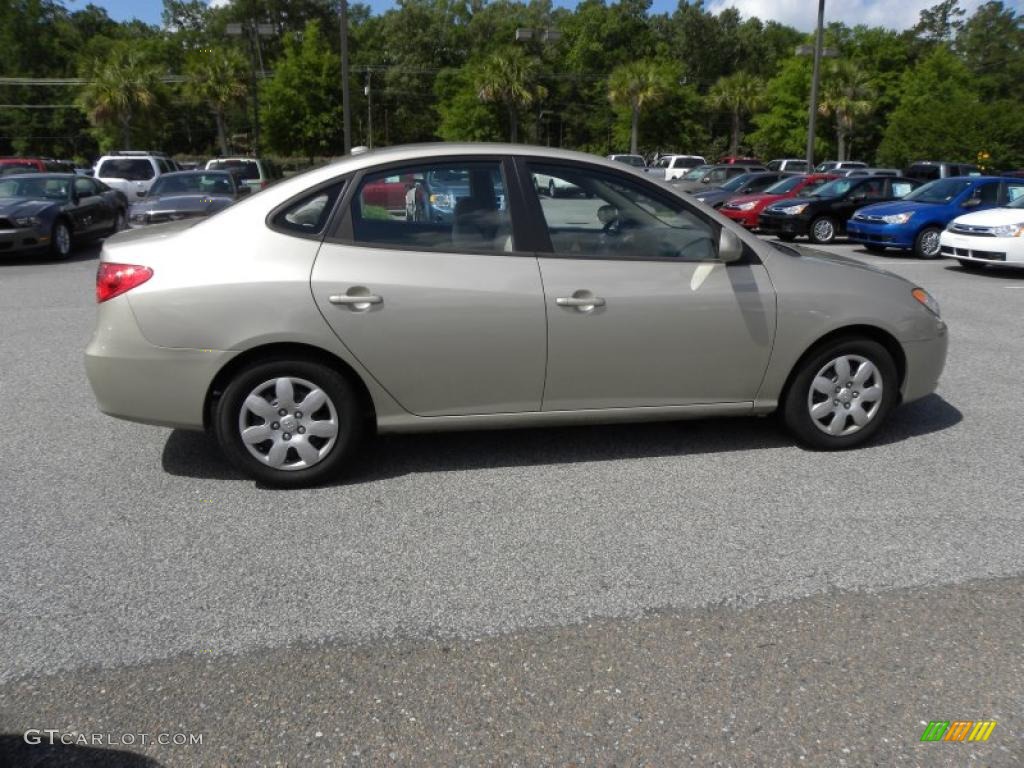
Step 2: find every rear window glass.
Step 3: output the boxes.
[97,158,155,181]
[272,182,343,236]
[906,165,941,181]
[209,160,261,180]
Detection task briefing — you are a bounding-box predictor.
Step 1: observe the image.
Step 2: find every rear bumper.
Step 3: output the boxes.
[901,324,949,404]
[84,296,236,430]
[846,221,915,248]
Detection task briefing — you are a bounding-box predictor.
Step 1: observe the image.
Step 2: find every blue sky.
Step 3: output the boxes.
[60,0,986,33]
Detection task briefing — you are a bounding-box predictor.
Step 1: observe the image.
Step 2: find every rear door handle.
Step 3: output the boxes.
[329,294,382,305]
[556,295,605,309]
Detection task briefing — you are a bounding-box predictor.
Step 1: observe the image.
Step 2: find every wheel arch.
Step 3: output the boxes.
[778,324,907,409]
[203,342,377,432]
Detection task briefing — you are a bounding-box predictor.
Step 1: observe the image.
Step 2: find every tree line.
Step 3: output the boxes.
[0,0,1021,170]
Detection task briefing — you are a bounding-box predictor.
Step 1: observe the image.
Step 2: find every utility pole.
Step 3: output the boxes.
[364,72,373,150]
[226,21,275,155]
[340,0,352,153]
[805,0,826,170]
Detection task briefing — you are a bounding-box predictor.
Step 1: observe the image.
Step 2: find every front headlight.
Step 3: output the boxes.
[881,212,913,225]
[12,215,41,228]
[912,287,941,318]
[734,201,757,211]
[991,222,1024,237]
[429,193,453,210]
[777,204,807,215]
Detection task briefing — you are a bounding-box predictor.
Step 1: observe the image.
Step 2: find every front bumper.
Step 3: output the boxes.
[0,226,49,254]
[901,322,949,404]
[846,220,916,249]
[757,212,811,237]
[720,207,759,228]
[939,231,1024,265]
[85,296,237,430]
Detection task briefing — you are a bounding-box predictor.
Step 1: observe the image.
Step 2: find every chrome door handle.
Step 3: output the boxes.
[328,292,383,310]
[556,296,605,308]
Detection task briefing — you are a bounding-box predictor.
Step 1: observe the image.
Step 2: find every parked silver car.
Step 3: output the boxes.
[85,144,948,487]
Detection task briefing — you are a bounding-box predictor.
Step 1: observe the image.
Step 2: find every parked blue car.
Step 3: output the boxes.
[847,176,1024,258]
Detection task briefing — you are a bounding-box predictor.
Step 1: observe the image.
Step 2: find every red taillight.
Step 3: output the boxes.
[96,262,153,303]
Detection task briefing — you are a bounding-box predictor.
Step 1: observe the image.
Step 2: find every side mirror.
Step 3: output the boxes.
[701,175,711,183]
[962,197,981,208]
[718,227,743,263]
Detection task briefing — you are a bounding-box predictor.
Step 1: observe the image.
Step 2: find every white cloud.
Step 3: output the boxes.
[706,0,985,32]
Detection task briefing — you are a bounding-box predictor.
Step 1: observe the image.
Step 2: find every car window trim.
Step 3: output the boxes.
[514,156,760,266]
[327,154,536,258]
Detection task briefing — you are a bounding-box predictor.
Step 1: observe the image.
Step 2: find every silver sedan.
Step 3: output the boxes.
[85,144,948,488]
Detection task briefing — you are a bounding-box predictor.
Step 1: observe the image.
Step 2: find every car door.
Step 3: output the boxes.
[311,157,547,417]
[521,160,776,411]
[71,177,109,234]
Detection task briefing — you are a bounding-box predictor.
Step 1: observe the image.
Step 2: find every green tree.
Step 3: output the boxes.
[183,47,250,155]
[260,20,342,160]
[818,61,875,161]
[475,48,547,143]
[877,47,982,168]
[78,46,164,149]
[607,60,674,155]
[707,71,764,156]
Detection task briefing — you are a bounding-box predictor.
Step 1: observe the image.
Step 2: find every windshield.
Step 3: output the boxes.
[764,175,805,194]
[614,155,646,167]
[721,173,758,192]
[682,165,711,180]
[207,159,260,180]
[809,178,856,197]
[150,172,234,197]
[97,158,154,181]
[903,178,972,204]
[0,176,70,200]
[1007,191,1024,209]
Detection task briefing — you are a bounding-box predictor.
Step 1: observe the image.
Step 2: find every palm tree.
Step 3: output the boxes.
[707,72,765,157]
[79,49,162,149]
[476,49,547,143]
[818,61,875,161]
[607,61,673,155]
[184,47,250,156]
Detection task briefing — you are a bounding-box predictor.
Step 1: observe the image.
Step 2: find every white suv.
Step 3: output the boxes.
[94,152,175,201]
[652,154,707,181]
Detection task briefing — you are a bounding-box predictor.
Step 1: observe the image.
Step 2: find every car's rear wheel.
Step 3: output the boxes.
[50,219,72,259]
[214,359,365,488]
[914,226,942,259]
[782,337,898,450]
[809,216,837,245]
[957,258,986,271]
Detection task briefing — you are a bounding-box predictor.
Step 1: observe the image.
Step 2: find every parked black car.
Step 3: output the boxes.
[757,175,920,244]
[128,170,249,227]
[692,171,794,208]
[0,173,127,258]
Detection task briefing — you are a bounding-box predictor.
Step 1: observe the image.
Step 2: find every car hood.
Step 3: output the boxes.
[0,197,57,217]
[131,194,233,213]
[765,195,830,210]
[948,207,1024,227]
[774,241,906,280]
[853,200,937,217]
[726,192,785,207]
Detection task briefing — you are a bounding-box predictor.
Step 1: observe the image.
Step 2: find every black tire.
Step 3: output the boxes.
[109,208,127,235]
[782,337,899,450]
[914,226,942,259]
[864,244,887,253]
[809,215,837,245]
[957,258,986,271]
[214,358,365,488]
[49,219,72,259]
[776,233,797,242]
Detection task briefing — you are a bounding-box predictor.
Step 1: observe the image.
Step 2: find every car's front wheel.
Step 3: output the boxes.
[914,226,942,259]
[110,208,127,235]
[809,215,837,245]
[214,358,365,487]
[50,219,72,259]
[782,337,898,450]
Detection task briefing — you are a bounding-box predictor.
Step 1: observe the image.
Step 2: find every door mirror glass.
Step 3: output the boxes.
[718,227,743,263]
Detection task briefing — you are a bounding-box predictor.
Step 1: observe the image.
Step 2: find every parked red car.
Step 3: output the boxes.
[719,173,838,229]
[0,157,46,175]
[717,156,762,165]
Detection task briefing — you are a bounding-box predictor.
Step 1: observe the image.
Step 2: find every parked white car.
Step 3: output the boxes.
[652,154,707,181]
[532,172,582,197]
[606,154,647,169]
[94,152,175,201]
[767,158,809,172]
[940,193,1024,270]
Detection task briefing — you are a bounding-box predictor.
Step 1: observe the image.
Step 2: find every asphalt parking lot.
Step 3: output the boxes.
[1,237,1022,766]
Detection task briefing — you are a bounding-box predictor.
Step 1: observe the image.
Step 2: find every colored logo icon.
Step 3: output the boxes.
[920,720,997,742]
